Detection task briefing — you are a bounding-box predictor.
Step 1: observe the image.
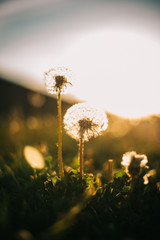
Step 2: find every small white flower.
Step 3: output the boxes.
[121,151,148,177]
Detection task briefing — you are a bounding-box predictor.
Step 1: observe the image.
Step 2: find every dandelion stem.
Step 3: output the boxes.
[57,91,64,179]
[79,137,84,179]
[108,159,113,182]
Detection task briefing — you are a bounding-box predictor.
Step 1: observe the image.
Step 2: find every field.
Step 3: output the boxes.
[0,79,160,240]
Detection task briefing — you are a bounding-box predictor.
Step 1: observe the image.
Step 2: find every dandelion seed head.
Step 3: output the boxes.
[44,67,72,94]
[121,151,148,177]
[64,103,108,141]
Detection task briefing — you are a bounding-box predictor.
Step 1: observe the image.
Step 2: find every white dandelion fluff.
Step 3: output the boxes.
[64,103,108,178]
[121,151,148,178]
[63,103,108,141]
[143,169,156,185]
[44,67,72,94]
[43,66,72,179]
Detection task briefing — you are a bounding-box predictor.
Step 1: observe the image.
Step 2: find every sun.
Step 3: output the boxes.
[58,28,160,118]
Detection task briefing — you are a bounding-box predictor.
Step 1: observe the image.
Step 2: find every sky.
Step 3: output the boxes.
[0,0,160,118]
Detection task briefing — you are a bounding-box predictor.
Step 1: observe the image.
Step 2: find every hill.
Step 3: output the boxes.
[0,78,160,171]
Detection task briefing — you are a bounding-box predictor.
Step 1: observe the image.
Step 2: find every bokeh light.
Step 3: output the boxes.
[24,145,45,169]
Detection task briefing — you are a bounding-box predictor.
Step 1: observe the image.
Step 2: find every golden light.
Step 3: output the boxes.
[24,145,45,169]
[58,28,160,118]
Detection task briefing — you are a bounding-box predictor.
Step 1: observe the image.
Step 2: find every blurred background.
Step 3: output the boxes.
[0,0,160,172]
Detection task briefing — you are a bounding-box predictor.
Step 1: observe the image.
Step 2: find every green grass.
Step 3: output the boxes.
[0,151,160,240]
[0,79,160,239]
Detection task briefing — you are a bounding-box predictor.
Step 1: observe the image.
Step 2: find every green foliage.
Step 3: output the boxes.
[0,157,160,240]
[0,80,160,239]
[113,167,126,178]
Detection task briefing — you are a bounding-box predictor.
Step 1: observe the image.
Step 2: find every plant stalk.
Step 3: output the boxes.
[108,159,113,182]
[79,137,84,179]
[57,91,64,179]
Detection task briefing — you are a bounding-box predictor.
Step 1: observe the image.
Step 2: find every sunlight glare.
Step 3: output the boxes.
[58,28,160,118]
